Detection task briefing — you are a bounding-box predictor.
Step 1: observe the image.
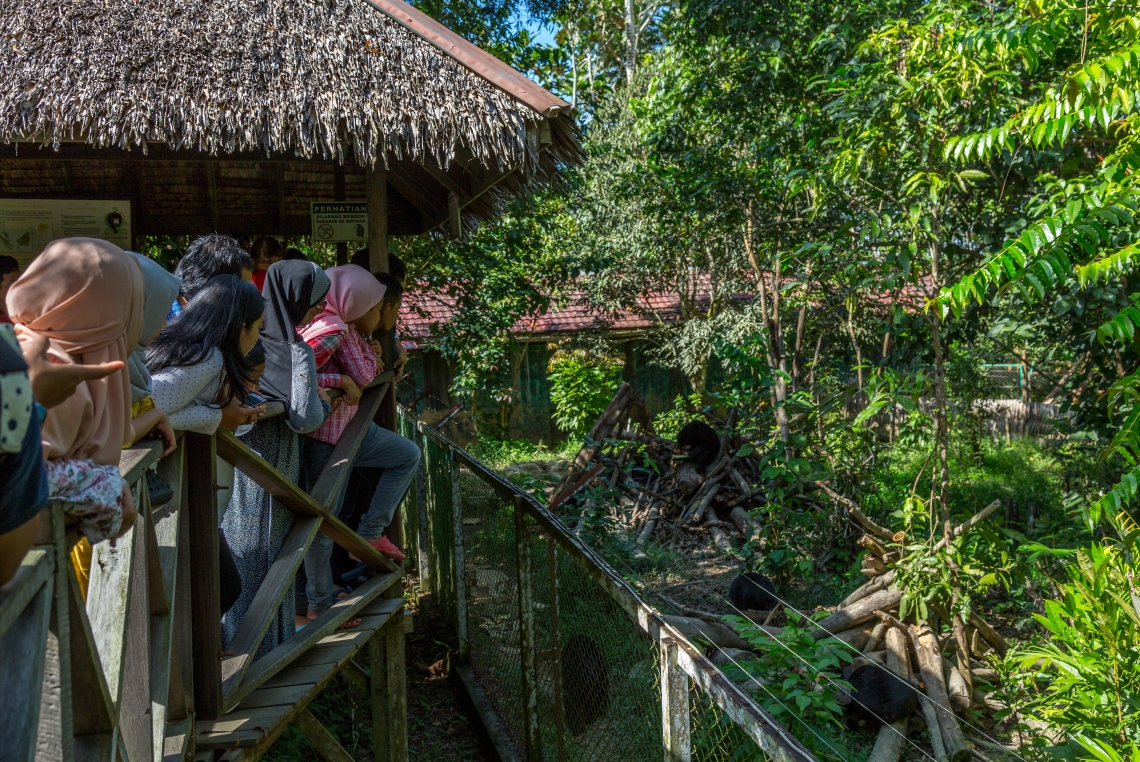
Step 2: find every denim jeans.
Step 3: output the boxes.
[301,422,421,613]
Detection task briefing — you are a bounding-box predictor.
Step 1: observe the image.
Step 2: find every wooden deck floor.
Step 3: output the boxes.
[193,596,405,761]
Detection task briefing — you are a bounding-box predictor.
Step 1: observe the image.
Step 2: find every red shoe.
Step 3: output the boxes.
[370,535,406,561]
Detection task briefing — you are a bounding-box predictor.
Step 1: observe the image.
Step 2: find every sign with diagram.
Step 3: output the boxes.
[311,202,368,243]
[0,199,132,266]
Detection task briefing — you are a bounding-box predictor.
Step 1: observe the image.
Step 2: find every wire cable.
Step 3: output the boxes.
[599,515,1025,762]
[601,547,937,762]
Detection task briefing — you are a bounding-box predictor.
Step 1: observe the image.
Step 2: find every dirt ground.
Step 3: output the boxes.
[264,575,498,762]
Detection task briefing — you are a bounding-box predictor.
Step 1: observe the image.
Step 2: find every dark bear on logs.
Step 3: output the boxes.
[562,634,610,735]
[728,572,778,612]
[674,420,720,472]
[673,420,720,497]
[841,663,918,729]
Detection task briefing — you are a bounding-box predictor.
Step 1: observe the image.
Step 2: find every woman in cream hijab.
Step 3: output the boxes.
[7,238,145,545]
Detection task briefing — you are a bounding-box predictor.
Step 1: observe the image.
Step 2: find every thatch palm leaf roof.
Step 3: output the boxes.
[0,0,577,176]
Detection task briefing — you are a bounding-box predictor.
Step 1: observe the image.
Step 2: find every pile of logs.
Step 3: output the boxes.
[550,384,768,555]
[660,496,1013,762]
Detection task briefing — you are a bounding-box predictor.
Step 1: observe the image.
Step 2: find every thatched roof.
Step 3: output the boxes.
[0,0,577,176]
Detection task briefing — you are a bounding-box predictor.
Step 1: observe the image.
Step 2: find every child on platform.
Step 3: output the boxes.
[298,265,420,625]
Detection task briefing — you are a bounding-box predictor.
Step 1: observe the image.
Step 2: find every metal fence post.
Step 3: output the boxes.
[513,496,542,760]
[450,448,469,664]
[661,638,691,762]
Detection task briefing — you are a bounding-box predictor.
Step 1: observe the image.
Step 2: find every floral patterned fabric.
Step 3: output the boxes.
[46,458,125,543]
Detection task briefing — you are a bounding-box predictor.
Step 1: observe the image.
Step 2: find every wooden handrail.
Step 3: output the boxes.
[219,381,397,704]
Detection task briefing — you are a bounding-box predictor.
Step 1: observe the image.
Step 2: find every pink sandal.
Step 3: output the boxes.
[370,535,406,561]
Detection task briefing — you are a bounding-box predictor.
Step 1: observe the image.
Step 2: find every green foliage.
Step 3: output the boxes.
[1011,543,1140,749]
[547,350,623,436]
[723,610,853,760]
[653,393,703,440]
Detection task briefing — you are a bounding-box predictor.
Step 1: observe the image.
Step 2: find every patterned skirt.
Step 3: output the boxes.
[221,417,298,659]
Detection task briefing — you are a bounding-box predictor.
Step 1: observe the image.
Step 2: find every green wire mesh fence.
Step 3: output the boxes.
[398,407,818,762]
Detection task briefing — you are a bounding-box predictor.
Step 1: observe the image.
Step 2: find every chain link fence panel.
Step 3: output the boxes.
[403,407,817,762]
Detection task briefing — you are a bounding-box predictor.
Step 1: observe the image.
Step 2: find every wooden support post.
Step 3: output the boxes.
[293,707,355,762]
[385,613,408,762]
[0,551,53,762]
[448,191,461,239]
[39,503,75,762]
[366,164,389,274]
[661,638,692,762]
[117,486,155,762]
[205,163,220,232]
[186,431,222,720]
[415,426,430,592]
[513,495,541,760]
[452,452,469,663]
[334,162,348,266]
[370,629,388,760]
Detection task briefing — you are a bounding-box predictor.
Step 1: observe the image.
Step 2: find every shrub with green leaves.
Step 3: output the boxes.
[722,610,854,760]
[547,350,623,436]
[1010,543,1140,750]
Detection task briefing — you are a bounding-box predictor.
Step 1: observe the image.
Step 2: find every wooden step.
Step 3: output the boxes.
[196,596,402,754]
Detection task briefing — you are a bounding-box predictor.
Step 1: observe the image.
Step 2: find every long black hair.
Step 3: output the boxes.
[146,275,264,404]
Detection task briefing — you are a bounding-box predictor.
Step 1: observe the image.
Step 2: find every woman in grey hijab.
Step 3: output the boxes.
[222,261,331,657]
[126,252,180,454]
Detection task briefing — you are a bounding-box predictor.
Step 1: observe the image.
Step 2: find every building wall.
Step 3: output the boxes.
[399,339,697,443]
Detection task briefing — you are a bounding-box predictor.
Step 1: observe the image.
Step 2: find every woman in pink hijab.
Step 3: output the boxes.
[298,264,418,628]
[7,238,145,544]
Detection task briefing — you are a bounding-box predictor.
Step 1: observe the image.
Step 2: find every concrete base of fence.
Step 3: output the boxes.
[456,666,520,762]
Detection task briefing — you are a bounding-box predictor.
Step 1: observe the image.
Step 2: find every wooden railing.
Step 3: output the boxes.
[0,371,406,762]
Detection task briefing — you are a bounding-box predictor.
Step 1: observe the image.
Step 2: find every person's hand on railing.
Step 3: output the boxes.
[338,375,362,407]
[368,339,386,372]
[317,386,332,406]
[19,326,126,409]
[219,396,264,431]
[153,413,177,456]
[109,482,136,547]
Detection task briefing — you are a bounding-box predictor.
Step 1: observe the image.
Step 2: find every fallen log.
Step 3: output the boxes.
[729,506,761,544]
[862,555,888,576]
[858,534,890,558]
[687,479,724,524]
[868,625,912,762]
[817,483,903,542]
[863,622,886,654]
[912,624,970,762]
[663,615,752,651]
[708,515,733,554]
[840,570,896,609]
[820,623,875,652]
[553,383,633,495]
[945,657,971,713]
[811,588,903,640]
[918,694,948,761]
[967,610,1009,658]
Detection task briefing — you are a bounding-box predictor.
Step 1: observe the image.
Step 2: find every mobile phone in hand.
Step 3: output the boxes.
[244,392,267,407]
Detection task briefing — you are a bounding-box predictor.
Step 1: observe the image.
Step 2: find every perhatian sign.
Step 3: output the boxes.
[311,202,368,243]
[0,199,132,267]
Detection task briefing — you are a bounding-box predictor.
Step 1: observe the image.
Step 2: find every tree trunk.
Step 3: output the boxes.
[624,0,637,84]
[847,296,864,389]
[928,234,953,544]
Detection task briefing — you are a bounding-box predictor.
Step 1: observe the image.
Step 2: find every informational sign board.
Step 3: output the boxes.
[0,199,132,267]
[311,202,368,243]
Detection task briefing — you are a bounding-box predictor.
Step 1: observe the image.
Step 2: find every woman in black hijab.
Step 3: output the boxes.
[222,261,331,656]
